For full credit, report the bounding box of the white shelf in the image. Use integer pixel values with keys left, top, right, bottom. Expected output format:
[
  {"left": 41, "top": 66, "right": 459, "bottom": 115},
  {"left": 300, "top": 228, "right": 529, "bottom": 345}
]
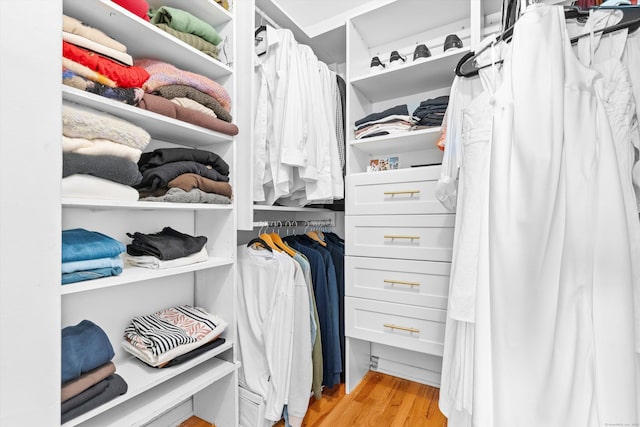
[
  {"left": 253, "top": 205, "right": 333, "bottom": 212},
  {"left": 61, "top": 257, "right": 234, "bottom": 295},
  {"left": 62, "top": 197, "right": 233, "bottom": 211},
  {"left": 63, "top": 346, "right": 236, "bottom": 427},
  {"left": 63, "top": 0, "right": 232, "bottom": 80},
  {"left": 350, "top": 127, "right": 443, "bottom": 156},
  {"left": 350, "top": 1, "right": 471, "bottom": 49},
  {"left": 348, "top": 166, "right": 443, "bottom": 182},
  {"left": 350, "top": 48, "right": 469, "bottom": 102},
  {"left": 63, "top": 86, "right": 233, "bottom": 146}
]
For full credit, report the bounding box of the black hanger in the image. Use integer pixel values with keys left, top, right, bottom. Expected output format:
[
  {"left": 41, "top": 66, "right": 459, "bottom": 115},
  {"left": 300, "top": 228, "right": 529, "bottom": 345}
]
[
  {"left": 254, "top": 25, "right": 267, "bottom": 38},
  {"left": 255, "top": 25, "right": 268, "bottom": 56},
  {"left": 247, "top": 237, "right": 272, "bottom": 252},
  {"left": 569, "top": 5, "right": 640, "bottom": 43},
  {"left": 455, "top": 5, "right": 640, "bottom": 78}
]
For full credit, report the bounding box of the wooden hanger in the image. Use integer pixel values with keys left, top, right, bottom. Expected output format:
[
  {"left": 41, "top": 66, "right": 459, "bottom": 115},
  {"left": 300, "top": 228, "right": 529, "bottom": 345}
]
[
  {"left": 269, "top": 232, "right": 297, "bottom": 257},
  {"left": 259, "top": 233, "right": 281, "bottom": 252},
  {"left": 455, "top": 5, "right": 640, "bottom": 77},
  {"left": 306, "top": 230, "right": 327, "bottom": 247}
]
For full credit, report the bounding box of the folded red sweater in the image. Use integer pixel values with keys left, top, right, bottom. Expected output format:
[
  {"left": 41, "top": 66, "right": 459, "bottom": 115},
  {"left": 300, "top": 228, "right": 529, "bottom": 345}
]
[
  {"left": 111, "top": 0, "right": 150, "bottom": 21},
  {"left": 63, "top": 41, "right": 149, "bottom": 88}
]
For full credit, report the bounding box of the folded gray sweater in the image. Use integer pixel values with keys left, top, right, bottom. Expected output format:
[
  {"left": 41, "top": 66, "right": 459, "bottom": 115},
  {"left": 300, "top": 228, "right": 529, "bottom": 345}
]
[{"left": 63, "top": 152, "right": 142, "bottom": 186}]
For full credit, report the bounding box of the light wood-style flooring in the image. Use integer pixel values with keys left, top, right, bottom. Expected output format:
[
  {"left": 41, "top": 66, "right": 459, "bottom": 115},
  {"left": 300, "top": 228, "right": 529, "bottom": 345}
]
[{"left": 179, "top": 371, "right": 447, "bottom": 427}]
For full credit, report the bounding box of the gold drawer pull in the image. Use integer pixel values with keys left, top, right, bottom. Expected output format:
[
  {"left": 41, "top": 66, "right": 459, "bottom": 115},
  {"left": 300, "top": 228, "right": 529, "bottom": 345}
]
[
  {"left": 384, "top": 279, "right": 420, "bottom": 287},
  {"left": 384, "top": 190, "right": 420, "bottom": 196},
  {"left": 384, "top": 323, "right": 420, "bottom": 334},
  {"left": 384, "top": 235, "right": 420, "bottom": 240}
]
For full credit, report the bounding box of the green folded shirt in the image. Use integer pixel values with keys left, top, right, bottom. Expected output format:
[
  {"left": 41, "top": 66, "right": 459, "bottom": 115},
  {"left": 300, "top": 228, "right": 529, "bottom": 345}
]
[{"left": 150, "top": 6, "right": 223, "bottom": 45}]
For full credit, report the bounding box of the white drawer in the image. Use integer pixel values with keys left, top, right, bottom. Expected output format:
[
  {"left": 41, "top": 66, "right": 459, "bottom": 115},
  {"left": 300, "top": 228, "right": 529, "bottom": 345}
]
[
  {"left": 345, "top": 214, "right": 455, "bottom": 262},
  {"left": 345, "top": 256, "right": 450, "bottom": 309},
  {"left": 345, "top": 297, "right": 446, "bottom": 356},
  {"left": 346, "top": 166, "right": 452, "bottom": 215}
]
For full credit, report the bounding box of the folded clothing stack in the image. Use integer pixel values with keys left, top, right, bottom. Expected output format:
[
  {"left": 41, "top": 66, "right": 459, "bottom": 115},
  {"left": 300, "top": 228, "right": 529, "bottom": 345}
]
[
  {"left": 61, "top": 320, "right": 128, "bottom": 423},
  {"left": 135, "top": 59, "right": 239, "bottom": 135},
  {"left": 150, "top": 6, "right": 223, "bottom": 60},
  {"left": 62, "top": 15, "right": 149, "bottom": 93},
  {"left": 62, "top": 103, "right": 152, "bottom": 201},
  {"left": 136, "top": 147, "right": 233, "bottom": 204},
  {"left": 125, "top": 226, "right": 208, "bottom": 269},
  {"left": 354, "top": 104, "right": 416, "bottom": 139},
  {"left": 62, "top": 229, "right": 126, "bottom": 285},
  {"left": 122, "top": 305, "right": 227, "bottom": 367},
  {"left": 412, "top": 95, "right": 449, "bottom": 127}
]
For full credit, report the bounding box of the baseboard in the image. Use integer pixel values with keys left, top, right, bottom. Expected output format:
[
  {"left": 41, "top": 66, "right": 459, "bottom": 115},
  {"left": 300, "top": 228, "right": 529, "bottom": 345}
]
[
  {"left": 145, "top": 398, "right": 193, "bottom": 427},
  {"left": 371, "top": 342, "right": 443, "bottom": 388}
]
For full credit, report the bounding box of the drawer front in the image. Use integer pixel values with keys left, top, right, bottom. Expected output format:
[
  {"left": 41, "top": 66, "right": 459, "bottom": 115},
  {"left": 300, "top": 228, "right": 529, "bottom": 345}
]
[
  {"left": 345, "top": 214, "right": 455, "bottom": 262},
  {"left": 346, "top": 166, "right": 452, "bottom": 215},
  {"left": 345, "top": 256, "right": 450, "bottom": 309},
  {"left": 345, "top": 297, "right": 446, "bottom": 356}
]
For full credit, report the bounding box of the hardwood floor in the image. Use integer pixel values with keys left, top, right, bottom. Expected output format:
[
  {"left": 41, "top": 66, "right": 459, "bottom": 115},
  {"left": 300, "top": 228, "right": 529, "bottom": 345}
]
[{"left": 180, "top": 371, "right": 447, "bottom": 427}]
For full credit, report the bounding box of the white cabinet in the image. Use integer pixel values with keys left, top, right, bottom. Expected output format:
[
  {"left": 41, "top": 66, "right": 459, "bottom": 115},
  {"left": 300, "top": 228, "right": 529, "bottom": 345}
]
[
  {"left": 344, "top": 0, "right": 501, "bottom": 393},
  {"left": 60, "top": 1, "right": 239, "bottom": 425}
]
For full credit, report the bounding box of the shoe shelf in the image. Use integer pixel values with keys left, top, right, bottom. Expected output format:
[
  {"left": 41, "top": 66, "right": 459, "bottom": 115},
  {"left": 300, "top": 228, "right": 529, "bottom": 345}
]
[
  {"left": 63, "top": 0, "right": 232, "bottom": 81},
  {"left": 350, "top": 47, "right": 470, "bottom": 102}
]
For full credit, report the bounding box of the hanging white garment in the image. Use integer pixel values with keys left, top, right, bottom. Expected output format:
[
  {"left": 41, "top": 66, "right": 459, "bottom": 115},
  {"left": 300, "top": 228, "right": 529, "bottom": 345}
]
[
  {"left": 439, "top": 41, "right": 505, "bottom": 427},
  {"left": 487, "top": 4, "right": 638, "bottom": 426},
  {"left": 236, "top": 245, "right": 312, "bottom": 424},
  {"left": 282, "top": 255, "right": 313, "bottom": 427},
  {"left": 575, "top": 11, "right": 640, "bottom": 358},
  {"left": 253, "top": 27, "right": 306, "bottom": 205},
  {"left": 575, "top": 9, "right": 640, "bottom": 422},
  {"left": 253, "top": 29, "right": 343, "bottom": 207}
]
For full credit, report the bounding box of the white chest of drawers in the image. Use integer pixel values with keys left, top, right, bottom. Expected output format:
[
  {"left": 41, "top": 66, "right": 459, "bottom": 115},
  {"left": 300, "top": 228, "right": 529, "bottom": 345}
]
[{"left": 344, "top": 166, "right": 455, "bottom": 391}]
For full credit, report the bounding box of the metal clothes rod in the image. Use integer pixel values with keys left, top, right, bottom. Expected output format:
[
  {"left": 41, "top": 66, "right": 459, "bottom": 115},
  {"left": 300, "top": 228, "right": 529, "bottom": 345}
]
[
  {"left": 252, "top": 219, "right": 335, "bottom": 228},
  {"left": 255, "top": 6, "right": 281, "bottom": 29}
]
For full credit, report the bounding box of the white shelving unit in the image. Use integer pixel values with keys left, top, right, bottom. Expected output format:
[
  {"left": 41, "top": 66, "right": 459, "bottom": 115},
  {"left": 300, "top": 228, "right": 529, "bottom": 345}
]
[
  {"left": 344, "top": 0, "right": 501, "bottom": 394},
  {"left": 60, "top": 0, "right": 239, "bottom": 425}
]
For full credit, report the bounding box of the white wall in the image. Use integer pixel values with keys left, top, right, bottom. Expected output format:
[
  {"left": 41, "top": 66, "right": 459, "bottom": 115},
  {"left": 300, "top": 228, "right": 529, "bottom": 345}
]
[{"left": 0, "top": 1, "right": 62, "bottom": 425}]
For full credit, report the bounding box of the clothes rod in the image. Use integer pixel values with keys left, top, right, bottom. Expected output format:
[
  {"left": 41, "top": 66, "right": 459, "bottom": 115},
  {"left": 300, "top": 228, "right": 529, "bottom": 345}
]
[
  {"left": 255, "top": 6, "right": 281, "bottom": 29},
  {"left": 253, "top": 219, "right": 335, "bottom": 228}
]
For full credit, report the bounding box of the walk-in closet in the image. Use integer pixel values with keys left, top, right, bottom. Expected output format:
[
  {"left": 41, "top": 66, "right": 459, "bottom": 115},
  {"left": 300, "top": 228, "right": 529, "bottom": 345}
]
[{"left": 1, "top": 0, "right": 639, "bottom": 426}]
